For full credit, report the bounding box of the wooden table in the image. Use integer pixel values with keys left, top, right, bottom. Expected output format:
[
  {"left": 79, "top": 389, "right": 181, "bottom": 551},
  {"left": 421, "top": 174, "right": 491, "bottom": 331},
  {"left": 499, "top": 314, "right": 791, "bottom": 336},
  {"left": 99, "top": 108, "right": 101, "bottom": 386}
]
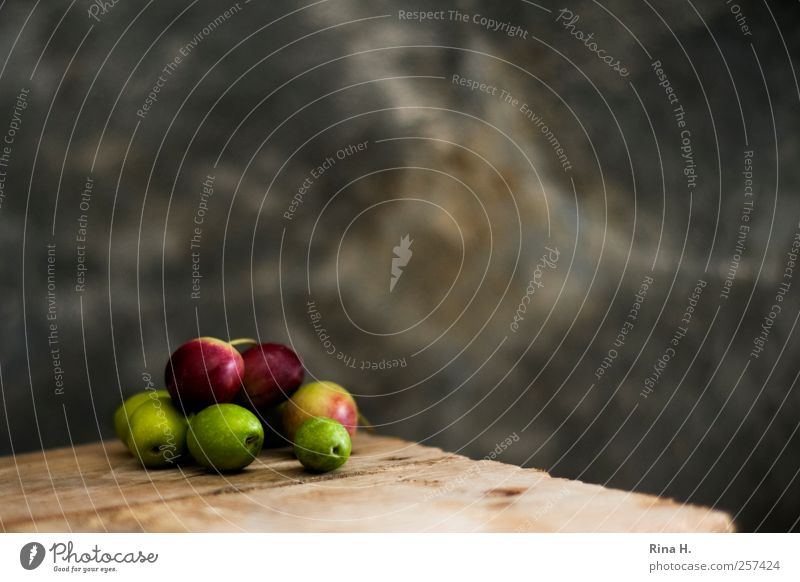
[{"left": 0, "top": 433, "right": 734, "bottom": 532}]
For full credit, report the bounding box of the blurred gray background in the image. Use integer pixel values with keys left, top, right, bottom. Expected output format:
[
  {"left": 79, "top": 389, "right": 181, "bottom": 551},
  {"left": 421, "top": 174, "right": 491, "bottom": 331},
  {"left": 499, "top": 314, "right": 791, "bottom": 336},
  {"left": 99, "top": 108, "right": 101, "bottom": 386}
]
[{"left": 0, "top": 0, "right": 798, "bottom": 531}]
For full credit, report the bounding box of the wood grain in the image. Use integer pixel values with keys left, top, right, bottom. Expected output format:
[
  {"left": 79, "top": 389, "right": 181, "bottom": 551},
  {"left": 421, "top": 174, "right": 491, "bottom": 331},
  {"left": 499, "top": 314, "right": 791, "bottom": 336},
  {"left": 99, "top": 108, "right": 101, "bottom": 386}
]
[{"left": 0, "top": 434, "right": 734, "bottom": 532}]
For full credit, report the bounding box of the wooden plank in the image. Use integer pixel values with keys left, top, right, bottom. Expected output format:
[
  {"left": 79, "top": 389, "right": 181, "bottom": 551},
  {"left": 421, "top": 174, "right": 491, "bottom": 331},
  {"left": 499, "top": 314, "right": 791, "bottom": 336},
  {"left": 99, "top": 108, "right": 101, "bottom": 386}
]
[{"left": 0, "top": 434, "right": 734, "bottom": 532}]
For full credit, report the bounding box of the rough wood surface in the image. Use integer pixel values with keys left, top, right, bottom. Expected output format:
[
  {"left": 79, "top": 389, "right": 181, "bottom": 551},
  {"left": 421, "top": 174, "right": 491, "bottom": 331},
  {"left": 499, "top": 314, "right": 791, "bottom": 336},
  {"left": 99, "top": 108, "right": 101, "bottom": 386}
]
[{"left": 0, "top": 434, "right": 734, "bottom": 532}]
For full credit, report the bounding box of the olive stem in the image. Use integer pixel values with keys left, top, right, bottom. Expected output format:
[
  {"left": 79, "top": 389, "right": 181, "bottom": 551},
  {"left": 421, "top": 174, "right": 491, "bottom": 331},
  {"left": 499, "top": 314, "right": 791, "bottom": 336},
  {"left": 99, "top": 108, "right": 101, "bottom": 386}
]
[{"left": 229, "top": 338, "right": 258, "bottom": 347}]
